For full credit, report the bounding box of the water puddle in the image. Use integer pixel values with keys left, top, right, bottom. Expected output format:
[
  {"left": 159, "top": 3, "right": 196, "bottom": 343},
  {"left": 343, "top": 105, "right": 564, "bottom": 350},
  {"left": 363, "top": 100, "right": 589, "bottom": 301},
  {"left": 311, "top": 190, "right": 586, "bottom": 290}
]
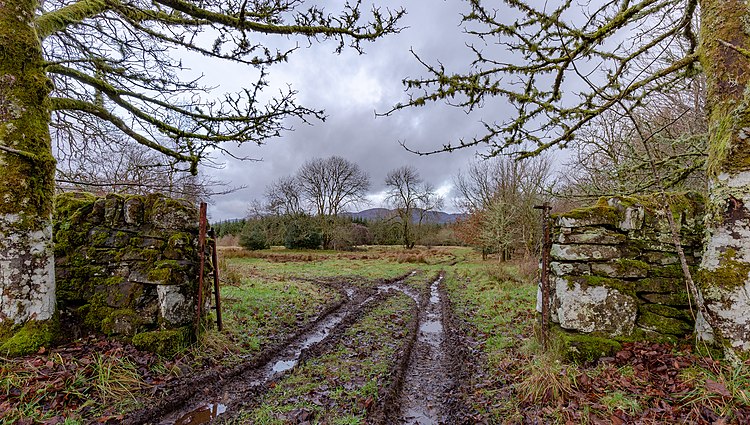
[
  {"left": 377, "top": 283, "right": 420, "bottom": 303},
  {"left": 173, "top": 403, "right": 226, "bottom": 425},
  {"left": 165, "top": 307, "right": 348, "bottom": 424},
  {"left": 420, "top": 320, "right": 442, "bottom": 334},
  {"left": 265, "top": 312, "right": 344, "bottom": 378}
]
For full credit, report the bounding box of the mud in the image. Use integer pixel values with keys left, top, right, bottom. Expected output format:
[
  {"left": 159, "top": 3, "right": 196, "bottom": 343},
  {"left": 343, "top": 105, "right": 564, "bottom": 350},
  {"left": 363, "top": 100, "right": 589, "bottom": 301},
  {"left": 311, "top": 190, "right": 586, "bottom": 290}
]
[
  {"left": 395, "top": 275, "right": 452, "bottom": 425},
  {"left": 126, "top": 274, "right": 421, "bottom": 425}
]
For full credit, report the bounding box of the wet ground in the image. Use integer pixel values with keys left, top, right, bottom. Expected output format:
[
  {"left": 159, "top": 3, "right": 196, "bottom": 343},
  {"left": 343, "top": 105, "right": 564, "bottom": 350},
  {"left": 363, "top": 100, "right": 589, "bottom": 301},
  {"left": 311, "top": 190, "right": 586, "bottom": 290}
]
[
  {"left": 396, "top": 276, "right": 449, "bottom": 425},
  {"left": 125, "top": 273, "right": 455, "bottom": 425}
]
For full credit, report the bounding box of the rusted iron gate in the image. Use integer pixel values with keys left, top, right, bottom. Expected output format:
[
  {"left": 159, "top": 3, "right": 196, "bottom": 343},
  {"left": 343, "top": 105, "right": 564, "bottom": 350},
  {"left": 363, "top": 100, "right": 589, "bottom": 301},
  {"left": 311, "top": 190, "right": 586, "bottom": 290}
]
[
  {"left": 196, "top": 202, "right": 223, "bottom": 333},
  {"left": 534, "top": 203, "right": 552, "bottom": 350}
]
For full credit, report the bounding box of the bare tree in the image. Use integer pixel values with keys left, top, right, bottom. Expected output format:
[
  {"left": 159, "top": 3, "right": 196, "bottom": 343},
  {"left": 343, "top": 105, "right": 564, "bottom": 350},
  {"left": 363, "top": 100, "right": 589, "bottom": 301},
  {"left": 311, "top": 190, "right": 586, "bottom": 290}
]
[
  {"left": 297, "top": 156, "right": 371, "bottom": 217},
  {"left": 561, "top": 78, "right": 707, "bottom": 199},
  {"left": 454, "top": 155, "right": 553, "bottom": 259},
  {"left": 0, "top": 0, "right": 402, "bottom": 351},
  {"left": 264, "top": 176, "right": 303, "bottom": 216},
  {"left": 385, "top": 166, "right": 443, "bottom": 248}
]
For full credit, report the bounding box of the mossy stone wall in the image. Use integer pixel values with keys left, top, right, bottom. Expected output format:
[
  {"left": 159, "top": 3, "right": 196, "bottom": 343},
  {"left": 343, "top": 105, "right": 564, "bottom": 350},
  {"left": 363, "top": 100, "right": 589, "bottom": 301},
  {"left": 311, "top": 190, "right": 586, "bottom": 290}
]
[
  {"left": 54, "top": 192, "right": 208, "bottom": 349},
  {"left": 545, "top": 193, "right": 704, "bottom": 360}
]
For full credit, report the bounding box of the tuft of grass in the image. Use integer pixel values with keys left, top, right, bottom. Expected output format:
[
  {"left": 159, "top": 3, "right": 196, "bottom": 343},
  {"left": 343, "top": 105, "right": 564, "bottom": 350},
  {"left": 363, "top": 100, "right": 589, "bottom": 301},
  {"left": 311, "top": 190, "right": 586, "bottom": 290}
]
[
  {"left": 599, "top": 391, "right": 642, "bottom": 415},
  {"left": 679, "top": 362, "right": 750, "bottom": 416},
  {"left": 517, "top": 350, "right": 575, "bottom": 404}
]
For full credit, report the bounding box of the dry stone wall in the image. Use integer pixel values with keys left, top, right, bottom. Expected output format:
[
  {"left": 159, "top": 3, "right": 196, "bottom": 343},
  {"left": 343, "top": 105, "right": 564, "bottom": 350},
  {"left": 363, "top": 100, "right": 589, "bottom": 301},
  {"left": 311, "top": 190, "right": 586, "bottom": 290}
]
[
  {"left": 53, "top": 192, "right": 209, "bottom": 354},
  {"left": 544, "top": 193, "right": 704, "bottom": 360}
]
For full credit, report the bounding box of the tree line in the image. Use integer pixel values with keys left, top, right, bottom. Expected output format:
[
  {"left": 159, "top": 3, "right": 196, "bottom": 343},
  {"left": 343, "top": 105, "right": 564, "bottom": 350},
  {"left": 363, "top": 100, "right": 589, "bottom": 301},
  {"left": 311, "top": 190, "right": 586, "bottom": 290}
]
[{"left": 214, "top": 157, "right": 455, "bottom": 250}]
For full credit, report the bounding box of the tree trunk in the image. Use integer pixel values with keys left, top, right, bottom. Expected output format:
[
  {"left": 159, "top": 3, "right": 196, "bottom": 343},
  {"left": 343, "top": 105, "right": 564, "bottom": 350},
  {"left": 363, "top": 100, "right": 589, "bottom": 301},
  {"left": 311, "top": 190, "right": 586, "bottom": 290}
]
[
  {"left": 0, "top": 0, "right": 57, "bottom": 354},
  {"left": 697, "top": 0, "right": 750, "bottom": 354}
]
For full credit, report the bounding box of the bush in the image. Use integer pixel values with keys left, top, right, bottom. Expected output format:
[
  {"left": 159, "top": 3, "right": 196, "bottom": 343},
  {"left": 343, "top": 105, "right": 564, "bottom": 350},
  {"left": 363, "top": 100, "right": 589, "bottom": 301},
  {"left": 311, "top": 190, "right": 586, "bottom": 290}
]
[
  {"left": 239, "top": 222, "right": 269, "bottom": 250},
  {"left": 284, "top": 216, "right": 323, "bottom": 249}
]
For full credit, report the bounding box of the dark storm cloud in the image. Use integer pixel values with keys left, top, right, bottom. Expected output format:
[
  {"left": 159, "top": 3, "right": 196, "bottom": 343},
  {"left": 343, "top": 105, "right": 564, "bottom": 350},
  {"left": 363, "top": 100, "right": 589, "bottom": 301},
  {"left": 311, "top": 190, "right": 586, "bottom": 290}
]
[{"left": 203, "top": 0, "right": 499, "bottom": 221}]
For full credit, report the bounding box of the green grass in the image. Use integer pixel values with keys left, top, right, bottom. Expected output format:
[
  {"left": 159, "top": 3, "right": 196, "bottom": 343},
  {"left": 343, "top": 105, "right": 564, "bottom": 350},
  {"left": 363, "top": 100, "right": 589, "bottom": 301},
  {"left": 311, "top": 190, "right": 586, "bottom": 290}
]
[
  {"left": 232, "top": 292, "right": 416, "bottom": 424},
  {"left": 219, "top": 273, "right": 340, "bottom": 356}
]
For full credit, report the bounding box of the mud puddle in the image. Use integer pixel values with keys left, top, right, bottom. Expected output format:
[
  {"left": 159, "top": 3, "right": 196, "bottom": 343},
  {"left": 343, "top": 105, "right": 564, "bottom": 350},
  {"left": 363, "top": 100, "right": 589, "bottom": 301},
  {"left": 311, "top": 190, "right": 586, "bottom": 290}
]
[{"left": 397, "top": 275, "right": 449, "bottom": 424}]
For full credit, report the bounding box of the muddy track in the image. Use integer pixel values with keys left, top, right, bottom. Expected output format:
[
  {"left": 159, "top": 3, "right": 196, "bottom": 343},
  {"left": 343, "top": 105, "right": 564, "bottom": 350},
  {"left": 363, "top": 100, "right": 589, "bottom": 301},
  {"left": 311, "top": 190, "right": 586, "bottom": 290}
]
[
  {"left": 122, "top": 282, "right": 362, "bottom": 425},
  {"left": 218, "top": 289, "right": 413, "bottom": 424},
  {"left": 125, "top": 274, "right": 421, "bottom": 425},
  {"left": 438, "top": 278, "right": 480, "bottom": 425}
]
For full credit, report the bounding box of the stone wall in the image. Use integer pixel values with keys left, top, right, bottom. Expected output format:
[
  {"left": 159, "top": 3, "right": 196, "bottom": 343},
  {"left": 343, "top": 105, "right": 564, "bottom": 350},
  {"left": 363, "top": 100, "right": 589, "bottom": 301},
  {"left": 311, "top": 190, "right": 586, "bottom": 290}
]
[
  {"left": 54, "top": 192, "right": 210, "bottom": 354},
  {"left": 544, "top": 193, "right": 705, "bottom": 360}
]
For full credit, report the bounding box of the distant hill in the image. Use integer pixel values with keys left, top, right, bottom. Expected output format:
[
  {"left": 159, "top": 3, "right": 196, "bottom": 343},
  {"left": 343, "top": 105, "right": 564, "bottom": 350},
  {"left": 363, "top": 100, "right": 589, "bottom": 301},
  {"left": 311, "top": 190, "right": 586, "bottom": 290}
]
[{"left": 343, "top": 208, "right": 465, "bottom": 224}]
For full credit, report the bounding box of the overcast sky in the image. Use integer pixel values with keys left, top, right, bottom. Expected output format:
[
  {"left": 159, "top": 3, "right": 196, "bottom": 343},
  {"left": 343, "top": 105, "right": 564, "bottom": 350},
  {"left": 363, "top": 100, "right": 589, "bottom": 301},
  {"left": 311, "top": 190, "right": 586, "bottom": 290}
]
[{"left": 190, "top": 1, "right": 520, "bottom": 221}]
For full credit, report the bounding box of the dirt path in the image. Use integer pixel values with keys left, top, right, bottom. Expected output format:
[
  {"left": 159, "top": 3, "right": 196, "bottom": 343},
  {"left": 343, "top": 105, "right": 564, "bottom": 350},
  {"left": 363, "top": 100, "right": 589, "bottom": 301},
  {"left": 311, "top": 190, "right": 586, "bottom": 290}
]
[
  {"left": 122, "top": 272, "right": 459, "bottom": 425},
  {"left": 395, "top": 275, "right": 451, "bottom": 425}
]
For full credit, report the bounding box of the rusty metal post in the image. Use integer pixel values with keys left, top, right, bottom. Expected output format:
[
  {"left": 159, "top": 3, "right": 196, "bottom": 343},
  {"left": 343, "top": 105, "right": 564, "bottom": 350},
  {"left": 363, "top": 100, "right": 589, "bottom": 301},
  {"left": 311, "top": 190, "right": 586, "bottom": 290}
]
[
  {"left": 209, "top": 228, "right": 223, "bottom": 331},
  {"left": 196, "top": 202, "right": 208, "bottom": 334},
  {"left": 534, "top": 203, "right": 552, "bottom": 350}
]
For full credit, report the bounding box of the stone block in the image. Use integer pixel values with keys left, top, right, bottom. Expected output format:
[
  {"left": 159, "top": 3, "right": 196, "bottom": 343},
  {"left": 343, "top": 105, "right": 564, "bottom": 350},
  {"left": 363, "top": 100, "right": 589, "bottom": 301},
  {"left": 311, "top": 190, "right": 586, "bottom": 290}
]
[
  {"left": 636, "top": 311, "right": 693, "bottom": 336},
  {"left": 640, "top": 304, "right": 694, "bottom": 322},
  {"left": 104, "top": 194, "right": 125, "bottom": 226},
  {"left": 157, "top": 285, "right": 194, "bottom": 327},
  {"left": 640, "top": 292, "right": 691, "bottom": 306},
  {"left": 591, "top": 259, "right": 650, "bottom": 279},
  {"left": 550, "top": 261, "right": 590, "bottom": 276},
  {"left": 556, "top": 205, "right": 620, "bottom": 228},
  {"left": 551, "top": 244, "right": 622, "bottom": 261},
  {"left": 635, "top": 277, "right": 685, "bottom": 293},
  {"left": 557, "top": 227, "right": 627, "bottom": 245},
  {"left": 124, "top": 197, "right": 144, "bottom": 225},
  {"left": 554, "top": 277, "right": 638, "bottom": 336}
]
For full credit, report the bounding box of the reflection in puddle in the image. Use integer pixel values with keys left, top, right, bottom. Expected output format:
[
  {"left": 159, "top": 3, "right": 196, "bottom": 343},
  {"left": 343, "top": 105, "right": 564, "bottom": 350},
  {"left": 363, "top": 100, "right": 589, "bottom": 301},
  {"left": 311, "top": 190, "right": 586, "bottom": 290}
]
[
  {"left": 271, "top": 359, "right": 297, "bottom": 373},
  {"left": 264, "top": 312, "right": 344, "bottom": 379},
  {"left": 174, "top": 403, "right": 226, "bottom": 425},
  {"left": 420, "top": 320, "right": 442, "bottom": 333}
]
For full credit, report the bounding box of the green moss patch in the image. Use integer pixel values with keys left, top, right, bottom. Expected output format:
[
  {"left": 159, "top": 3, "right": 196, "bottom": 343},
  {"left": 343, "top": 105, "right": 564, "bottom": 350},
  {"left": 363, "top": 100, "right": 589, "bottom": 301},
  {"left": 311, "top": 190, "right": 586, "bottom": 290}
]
[
  {"left": 131, "top": 326, "right": 193, "bottom": 356},
  {"left": 0, "top": 318, "right": 58, "bottom": 357},
  {"left": 552, "top": 326, "right": 622, "bottom": 363}
]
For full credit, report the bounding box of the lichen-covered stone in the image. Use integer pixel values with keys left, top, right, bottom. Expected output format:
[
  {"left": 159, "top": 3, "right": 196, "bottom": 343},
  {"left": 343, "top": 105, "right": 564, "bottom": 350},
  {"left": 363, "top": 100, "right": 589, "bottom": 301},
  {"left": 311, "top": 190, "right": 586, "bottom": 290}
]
[
  {"left": 556, "top": 204, "right": 621, "bottom": 228},
  {"left": 550, "top": 261, "right": 590, "bottom": 276},
  {"left": 557, "top": 227, "right": 627, "bottom": 245},
  {"left": 551, "top": 244, "right": 622, "bottom": 261},
  {"left": 554, "top": 277, "right": 637, "bottom": 336}
]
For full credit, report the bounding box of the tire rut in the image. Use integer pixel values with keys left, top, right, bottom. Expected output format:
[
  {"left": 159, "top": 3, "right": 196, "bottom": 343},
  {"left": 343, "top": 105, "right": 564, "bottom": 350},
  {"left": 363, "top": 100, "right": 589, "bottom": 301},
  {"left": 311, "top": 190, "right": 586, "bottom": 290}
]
[
  {"left": 389, "top": 273, "right": 453, "bottom": 425},
  {"left": 123, "top": 283, "right": 366, "bottom": 425}
]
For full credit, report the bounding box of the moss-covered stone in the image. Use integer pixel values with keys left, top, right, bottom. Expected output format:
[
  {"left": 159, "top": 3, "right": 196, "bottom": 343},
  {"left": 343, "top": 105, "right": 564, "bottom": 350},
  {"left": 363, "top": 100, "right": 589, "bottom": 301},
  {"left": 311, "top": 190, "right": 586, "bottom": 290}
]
[
  {"left": 696, "top": 248, "right": 750, "bottom": 290},
  {"left": 639, "top": 292, "right": 692, "bottom": 306},
  {"left": 0, "top": 318, "right": 58, "bottom": 357},
  {"left": 591, "top": 259, "right": 650, "bottom": 279},
  {"left": 131, "top": 326, "right": 193, "bottom": 356},
  {"left": 565, "top": 275, "right": 636, "bottom": 297},
  {"left": 552, "top": 326, "right": 622, "bottom": 363},
  {"left": 635, "top": 277, "right": 685, "bottom": 293},
  {"left": 637, "top": 311, "right": 693, "bottom": 336},
  {"left": 640, "top": 304, "right": 695, "bottom": 323},
  {"left": 556, "top": 205, "right": 621, "bottom": 228}
]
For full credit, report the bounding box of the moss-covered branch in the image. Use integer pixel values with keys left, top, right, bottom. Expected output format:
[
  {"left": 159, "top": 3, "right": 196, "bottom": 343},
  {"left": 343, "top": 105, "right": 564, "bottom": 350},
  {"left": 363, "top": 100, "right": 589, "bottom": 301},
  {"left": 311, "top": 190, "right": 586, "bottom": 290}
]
[{"left": 36, "top": 0, "right": 112, "bottom": 39}]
